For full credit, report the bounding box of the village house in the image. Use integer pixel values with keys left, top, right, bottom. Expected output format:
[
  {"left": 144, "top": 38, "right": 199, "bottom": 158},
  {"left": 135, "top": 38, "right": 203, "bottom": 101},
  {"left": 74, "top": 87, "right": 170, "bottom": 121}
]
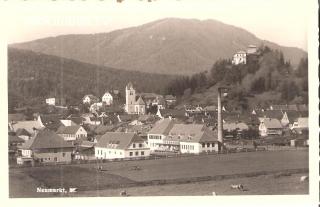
[
  {"left": 259, "top": 118, "right": 283, "bottom": 137},
  {"left": 83, "top": 94, "right": 99, "bottom": 105},
  {"left": 168, "top": 124, "right": 220, "bottom": 154},
  {"left": 17, "top": 130, "right": 74, "bottom": 165},
  {"left": 10, "top": 120, "right": 43, "bottom": 135},
  {"left": 291, "top": 117, "right": 308, "bottom": 134},
  {"left": 95, "top": 132, "right": 150, "bottom": 160},
  {"left": 56, "top": 125, "right": 87, "bottom": 142},
  {"left": 74, "top": 141, "right": 96, "bottom": 160},
  {"left": 164, "top": 95, "right": 177, "bottom": 108},
  {"left": 147, "top": 118, "right": 175, "bottom": 151},
  {"left": 101, "top": 92, "right": 113, "bottom": 105},
  {"left": 232, "top": 50, "right": 247, "bottom": 65},
  {"left": 45, "top": 97, "right": 66, "bottom": 106}
]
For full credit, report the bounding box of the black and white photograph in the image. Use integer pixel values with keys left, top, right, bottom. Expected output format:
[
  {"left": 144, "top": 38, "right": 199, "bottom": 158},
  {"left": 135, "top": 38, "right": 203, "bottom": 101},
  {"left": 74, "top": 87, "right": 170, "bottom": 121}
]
[{"left": 0, "top": 0, "right": 318, "bottom": 206}]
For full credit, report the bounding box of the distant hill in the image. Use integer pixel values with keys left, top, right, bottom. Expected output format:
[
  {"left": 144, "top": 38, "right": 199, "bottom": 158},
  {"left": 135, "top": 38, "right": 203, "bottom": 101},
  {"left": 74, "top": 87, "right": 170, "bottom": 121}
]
[
  {"left": 8, "top": 48, "right": 177, "bottom": 108},
  {"left": 10, "top": 18, "right": 307, "bottom": 75}
]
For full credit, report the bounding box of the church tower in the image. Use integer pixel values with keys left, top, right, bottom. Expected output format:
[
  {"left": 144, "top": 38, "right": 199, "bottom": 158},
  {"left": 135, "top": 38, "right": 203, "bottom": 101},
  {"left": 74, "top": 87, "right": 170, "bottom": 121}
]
[{"left": 125, "top": 82, "right": 136, "bottom": 114}]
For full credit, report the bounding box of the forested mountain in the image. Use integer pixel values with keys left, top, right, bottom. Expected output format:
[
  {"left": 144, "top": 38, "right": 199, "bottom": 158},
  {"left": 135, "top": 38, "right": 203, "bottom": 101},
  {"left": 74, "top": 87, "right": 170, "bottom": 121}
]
[
  {"left": 165, "top": 46, "right": 308, "bottom": 111},
  {"left": 10, "top": 18, "right": 307, "bottom": 75},
  {"left": 8, "top": 48, "right": 177, "bottom": 110}
]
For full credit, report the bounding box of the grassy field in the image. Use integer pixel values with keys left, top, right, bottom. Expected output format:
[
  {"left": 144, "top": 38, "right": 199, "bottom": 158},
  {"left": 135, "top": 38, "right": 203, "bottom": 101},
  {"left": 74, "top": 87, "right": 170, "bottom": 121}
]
[{"left": 9, "top": 150, "right": 308, "bottom": 197}]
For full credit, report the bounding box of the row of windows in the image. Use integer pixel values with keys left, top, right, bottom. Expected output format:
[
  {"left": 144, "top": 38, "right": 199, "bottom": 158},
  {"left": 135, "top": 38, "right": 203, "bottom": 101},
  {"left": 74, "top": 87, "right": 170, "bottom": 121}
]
[
  {"left": 181, "top": 145, "right": 194, "bottom": 150},
  {"left": 149, "top": 135, "right": 162, "bottom": 140},
  {"left": 97, "top": 149, "right": 122, "bottom": 156},
  {"left": 129, "top": 151, "right": 145, "bottom": 156},
  {"left": 132, "top": 143, "right": 143, "bottom": 148},
  {"left": 39, "top": 153, "right": 66, "bottom": 162},
  {"left": 202, "top": 143, "right": 215, "bottom": 148}
]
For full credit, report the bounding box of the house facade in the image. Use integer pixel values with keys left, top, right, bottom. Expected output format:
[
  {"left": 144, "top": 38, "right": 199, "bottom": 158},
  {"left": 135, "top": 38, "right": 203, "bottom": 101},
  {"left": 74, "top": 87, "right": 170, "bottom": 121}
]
[
  {"left": 259, "top": 118, "right": 283, "bottom": 137},
  {"left": 17, "top": 130, "right": 74, "bottom": 165},
  {"left": 102, "top": 92, "right": 113, "bottom": 105},
  {"left": 95, "top": 132, "right": 150, "bottom": 159},
  {"left": 83, "top": 94, "right": 99, "bottom": 104},
  {"left": 56, "top": 125, "right": 87, "bottom": 141},
  {"left": 232, "top": 51, "right": 247, "bottom": 65}
]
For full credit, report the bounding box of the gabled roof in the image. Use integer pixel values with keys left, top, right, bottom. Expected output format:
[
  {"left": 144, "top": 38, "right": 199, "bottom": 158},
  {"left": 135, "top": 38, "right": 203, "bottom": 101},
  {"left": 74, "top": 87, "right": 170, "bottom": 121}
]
[
  {"left": 148, "top": 118, "right": 175, "bottom": 135},
  {"left": 259, "top": 110, "right": 284, "bottom": 120},
  {"left": 56, "top": 125, "right": 83, "bottom": 134},
  {"left": 165, "top": 95, "right": 176, "bottom": 100},
  {"left": 126, "top": 82, "right": 133, "bottom": 89},
  {"left": 8, "top": 113, "right": 26, "bottom": 122},
  {"left": 136, "top": 96, "right": 145, "bottom": 105},
  {"left": 11, "top": 121, "right": 43, "bottom": 134},
  {"left": 15, "top": 128, "right": 31, "bottom": 137},
  {"left": 261, "top": 118, "right": 283, "bottom": 129},
  {"left": 165, "top": 125, "right": 218, "bottom": 143},
  {"left": 96, "top": 132, "right": 144, "bottom": 149},
  {"left": 39, "top": 114, "right": 63, "bottom": 131},
  {"left": 21, "top": 130, "right": 73, "bottom": 150},
  {"left": 296, "top": 117, "right": 308, "bottom": 128},
  {"left": 224, "top": 122, "right": 249, "bottom": 131},
  {"left": 283, "top": 111, "right": 303, "bottom": 123}
]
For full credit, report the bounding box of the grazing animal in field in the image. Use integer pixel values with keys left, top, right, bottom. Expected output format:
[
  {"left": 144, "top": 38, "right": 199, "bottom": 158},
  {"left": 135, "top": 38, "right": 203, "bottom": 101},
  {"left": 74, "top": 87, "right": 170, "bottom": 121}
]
[
  {"left": 300, "top": 175, "right": 308, "bottom": 182},
  {"left": 120, "top": 190, "right": 127, "bottom": 196},
  {"left": 230, "top": 184, "right": 244, "bottom": 191}
]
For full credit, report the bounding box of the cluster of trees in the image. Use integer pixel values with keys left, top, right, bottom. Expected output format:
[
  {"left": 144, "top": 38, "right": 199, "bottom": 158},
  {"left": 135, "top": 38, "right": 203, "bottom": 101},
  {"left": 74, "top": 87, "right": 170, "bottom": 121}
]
[{"left": 164, "top": 46, "right": 308, "bottom": 111}]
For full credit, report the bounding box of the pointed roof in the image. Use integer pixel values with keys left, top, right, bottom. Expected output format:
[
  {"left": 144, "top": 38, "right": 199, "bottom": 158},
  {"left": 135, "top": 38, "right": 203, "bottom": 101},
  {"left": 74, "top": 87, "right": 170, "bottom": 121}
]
[
  {"left": 56, "top": 125, "right": 83, "bottom": 134},
  {"left": 261, "top": 118, "right": 283, "bottom": 129},
  {"left": 126, "top": 82, "right": 133, "bottom": 89},
  {"left": 20, "top": 130, "right": 73, "bottom": 150},
  {"left": 136, "top": 96, "right": 145, "bottom": 105},
  {"left": 15, "top": 128, "right": 31, "bottom": 137}
]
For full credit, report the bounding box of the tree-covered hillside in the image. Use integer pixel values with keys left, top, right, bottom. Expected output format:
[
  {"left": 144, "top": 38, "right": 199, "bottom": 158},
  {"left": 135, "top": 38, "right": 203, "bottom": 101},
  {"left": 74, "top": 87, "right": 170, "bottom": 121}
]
[
  {"left": 8, "top": 48, "right": 177, "bottom": 111},
  {"left": 165, "top": 46, "right": 308, "bottom": 111}
]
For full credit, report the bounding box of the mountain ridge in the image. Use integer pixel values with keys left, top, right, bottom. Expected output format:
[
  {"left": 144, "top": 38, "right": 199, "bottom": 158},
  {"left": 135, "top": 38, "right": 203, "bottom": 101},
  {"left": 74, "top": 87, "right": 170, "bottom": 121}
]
[{"left": 10, "top": 18, "right": 307, "bottom": 75}]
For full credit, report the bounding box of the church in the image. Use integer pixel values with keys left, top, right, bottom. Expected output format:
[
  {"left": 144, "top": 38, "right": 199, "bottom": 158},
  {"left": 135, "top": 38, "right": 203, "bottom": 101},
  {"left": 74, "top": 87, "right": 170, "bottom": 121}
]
[{"left": 125, "top": 82, "right": 146, "bottom": 115}]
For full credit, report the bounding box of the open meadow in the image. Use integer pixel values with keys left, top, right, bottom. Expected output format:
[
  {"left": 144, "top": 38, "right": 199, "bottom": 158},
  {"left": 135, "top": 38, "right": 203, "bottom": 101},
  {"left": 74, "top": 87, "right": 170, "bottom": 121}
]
[{"left": 9, "top": 150, "right": 308, "bottom": 197}]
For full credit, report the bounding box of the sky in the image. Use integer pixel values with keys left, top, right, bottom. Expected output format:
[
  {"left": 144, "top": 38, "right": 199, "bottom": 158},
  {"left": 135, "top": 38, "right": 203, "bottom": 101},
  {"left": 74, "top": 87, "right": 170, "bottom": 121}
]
[{"left": 1, "top": 0, "right": 310, "bottom": 50}]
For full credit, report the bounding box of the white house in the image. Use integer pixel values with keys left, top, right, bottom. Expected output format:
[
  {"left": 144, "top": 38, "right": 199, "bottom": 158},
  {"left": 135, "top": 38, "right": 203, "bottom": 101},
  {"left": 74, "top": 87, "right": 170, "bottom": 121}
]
[
  {"left": 102, "top": 92, "right": 113, "bottom": 105},
  {"left": 147, "top": 118, "right": 175, "bottom": 151},
  {"left": 56, "top": 125, "right": 87, "bottom": 141},
  {"left": 168, "top": 124, "right": 219, "bottom": 154},
  {"left": 291, "top": 117, "right": 308, "bottom": 133},
  {"left": 46, "top": 98, "right": 56, "bottom": 106},
  {"left": 83, "top": 94, "right": 99, "bottom": 104},
  {"left": 232, "top": 51, "right": 247, "bottom": 65},
  {"left": 259, "top": 118, "right": 283, "bottom": 137},
  {"left": 95, "top": 132, "right": 150, "bottom": 160}
]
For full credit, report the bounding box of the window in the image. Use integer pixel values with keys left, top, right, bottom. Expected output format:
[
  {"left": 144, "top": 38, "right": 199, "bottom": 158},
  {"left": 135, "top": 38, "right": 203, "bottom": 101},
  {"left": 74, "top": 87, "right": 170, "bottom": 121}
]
[
  {"left": 62, "top": 153, "right": 66, "bottom": 157},
  {"left": 207, "top": 143, "right": 210, "bottom": 148},
  {"left": 129, "top": 152, "right": 133, "bottom": 156},
  {"left": 133, "top": 144, "right": 136, "bottom": 148},
  {"left": 139, "top": 143, "right": 143, "bottom": 148},
  {"left": 202, "top": 143, "right": 205, "bottom": 148},
  {"left": 135, "top": 151, "right": 139, "bottom": 156},
  {"left": 141, "top": 151, "right": 144, "bottom": 156}
]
